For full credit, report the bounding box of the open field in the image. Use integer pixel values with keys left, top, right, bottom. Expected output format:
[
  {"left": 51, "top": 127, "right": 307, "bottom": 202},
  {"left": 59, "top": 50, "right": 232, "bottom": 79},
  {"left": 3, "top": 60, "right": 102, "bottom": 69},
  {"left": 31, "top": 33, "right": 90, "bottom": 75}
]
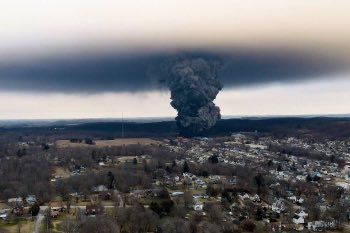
[
  {"left": 0, "top": 220, "right": 35, "bottom": 233},
  {"left": 56, "top": 138, "right": 162, "bottom": 148}
]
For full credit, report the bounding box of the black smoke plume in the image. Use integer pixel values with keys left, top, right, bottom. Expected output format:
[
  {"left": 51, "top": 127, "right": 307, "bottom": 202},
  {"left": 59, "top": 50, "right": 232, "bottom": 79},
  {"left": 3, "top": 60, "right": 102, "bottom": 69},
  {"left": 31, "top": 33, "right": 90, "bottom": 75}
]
[{"left": 159, "top": 56, "right": 223, "bottom": 137}]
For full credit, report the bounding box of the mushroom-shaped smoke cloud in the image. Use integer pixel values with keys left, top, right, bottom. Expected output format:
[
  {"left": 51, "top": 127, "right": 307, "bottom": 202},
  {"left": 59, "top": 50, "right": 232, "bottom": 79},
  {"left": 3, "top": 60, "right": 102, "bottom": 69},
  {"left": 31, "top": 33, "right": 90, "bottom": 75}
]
[{"left": 160, "top": 56, "right": 223, "bottom": 137}]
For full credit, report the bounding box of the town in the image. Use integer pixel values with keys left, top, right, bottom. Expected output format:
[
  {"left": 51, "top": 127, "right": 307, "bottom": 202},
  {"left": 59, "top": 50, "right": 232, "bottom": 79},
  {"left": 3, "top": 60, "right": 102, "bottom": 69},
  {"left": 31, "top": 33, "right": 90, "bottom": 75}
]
[{"left": 0, "top": 130, "right": 349, "bottom": 233}]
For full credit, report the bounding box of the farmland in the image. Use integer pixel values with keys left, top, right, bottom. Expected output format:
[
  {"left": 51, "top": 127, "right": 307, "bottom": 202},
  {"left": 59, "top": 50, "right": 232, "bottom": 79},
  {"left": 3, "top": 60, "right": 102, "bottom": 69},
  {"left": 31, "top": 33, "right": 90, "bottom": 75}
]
[{"left": 56, "top": 138, "right": 162, "bottom": 148}]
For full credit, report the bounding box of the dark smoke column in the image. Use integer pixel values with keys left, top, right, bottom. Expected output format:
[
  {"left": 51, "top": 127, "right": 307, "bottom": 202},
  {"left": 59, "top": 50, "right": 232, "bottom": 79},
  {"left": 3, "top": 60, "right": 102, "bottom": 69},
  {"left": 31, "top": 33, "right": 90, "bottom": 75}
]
[{"left": 162, "top": 57, "right": 223, "bottom": 137}]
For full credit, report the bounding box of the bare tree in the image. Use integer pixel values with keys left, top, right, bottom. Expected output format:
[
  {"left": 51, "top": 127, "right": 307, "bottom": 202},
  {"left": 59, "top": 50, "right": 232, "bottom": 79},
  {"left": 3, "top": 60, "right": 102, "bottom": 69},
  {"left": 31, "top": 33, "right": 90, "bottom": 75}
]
[
  {"left": 160, "top": 218, "right": 191, "bottom": 233},
  {"left": 197, "top": 221, "right": 221, "bottom": 233},
  {"left": 62, "top": 219, "right": 78, "bottom": 233},
  {"left": 183, "top": 191, "right": 193, "bottom": 209},
  {"left": 78, "top": 217, "right": 119, "bottom": 233}
]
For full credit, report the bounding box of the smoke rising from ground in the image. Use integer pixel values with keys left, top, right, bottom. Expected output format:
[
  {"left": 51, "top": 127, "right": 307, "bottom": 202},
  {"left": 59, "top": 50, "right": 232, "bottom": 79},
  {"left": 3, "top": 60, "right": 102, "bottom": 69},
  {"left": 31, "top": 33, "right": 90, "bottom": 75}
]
[{"left": 160, "top": 56, "right": 223, "bottom": 136}]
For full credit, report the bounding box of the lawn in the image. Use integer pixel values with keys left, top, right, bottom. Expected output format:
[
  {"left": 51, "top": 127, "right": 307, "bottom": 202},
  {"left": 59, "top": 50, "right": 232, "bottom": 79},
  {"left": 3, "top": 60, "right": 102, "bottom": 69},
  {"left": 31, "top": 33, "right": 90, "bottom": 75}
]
[
  {"left": 0, "top": 219, "right": 35, "bottom": 233},
  {"left": 0, "top": 202, "right": 9, "bottom": 209}
]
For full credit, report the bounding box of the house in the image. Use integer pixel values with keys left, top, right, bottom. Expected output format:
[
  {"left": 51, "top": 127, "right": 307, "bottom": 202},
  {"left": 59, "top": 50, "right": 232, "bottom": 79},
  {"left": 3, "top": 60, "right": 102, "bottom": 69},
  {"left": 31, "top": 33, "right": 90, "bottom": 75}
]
[
  {"left": 50, "top": 202, "right": 64, "bottom": 212},
  {"left": 8, "top": 197, "right": 23, "bottom": 206},
  {"left": 308, "top": 221, "right": 325, "bottom": 231},
  {"left": 26, "top": 195, "right": 37, "bottom": 205},
  {"left": 296, "top": 197, "right": 304, "bottom": 205},
  {"left": 130, "top": 189, "right": 162, "bottom": 198},
  {"left": 307, "top": 220, "right": 337, "bottom": 231},
  {"left": 92, "top": 185, "right": 108, "bottom": 192},
  {"left": 174, "top": 176, "right": 180, "bottom": 182},
  {"left": 292, "top": 216, "right": 305, "bottom": 224},
  {"left": 193, "top": 202, "right": 204, "bottom": 211},
  {"left": 195, "top": 179, "right": 206, "bottom": 186},
  {"left": 130, "top": 190, "right": 147, "bottom": 198},
  {"left": 50, "top": 210, "right": 60, "bottom": 218},
  {"left": 182, "top": 173, "right": 196, "bottom": 179},
  {"left": 288, "top": 195, "right": 305, "bottom": 205},
  {"left": 250, "top": 194, "right": 261, "bottom": 203},
  {"left": 295, "top": 209, "right": 308, "bottom": 218},
  {"left": 85, "top": 204, "right": 103, "bottom": 216},
  {"left": 288, "top": 196, "right": 296, "bottom": 202}
]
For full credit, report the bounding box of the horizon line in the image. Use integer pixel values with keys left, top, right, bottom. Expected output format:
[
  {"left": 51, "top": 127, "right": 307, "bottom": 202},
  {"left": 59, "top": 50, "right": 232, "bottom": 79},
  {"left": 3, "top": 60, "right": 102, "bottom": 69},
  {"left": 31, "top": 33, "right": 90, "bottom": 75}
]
[{"left": 1, "top": 113, "right": 350, "bottom": 122}]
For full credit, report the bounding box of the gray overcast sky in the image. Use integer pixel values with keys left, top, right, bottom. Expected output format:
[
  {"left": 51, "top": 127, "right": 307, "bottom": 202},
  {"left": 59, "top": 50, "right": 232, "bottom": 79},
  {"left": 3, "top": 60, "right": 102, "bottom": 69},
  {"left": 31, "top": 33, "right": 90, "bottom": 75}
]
[{"left": 0, "top": 0, "right": 350, "bottom": 119}]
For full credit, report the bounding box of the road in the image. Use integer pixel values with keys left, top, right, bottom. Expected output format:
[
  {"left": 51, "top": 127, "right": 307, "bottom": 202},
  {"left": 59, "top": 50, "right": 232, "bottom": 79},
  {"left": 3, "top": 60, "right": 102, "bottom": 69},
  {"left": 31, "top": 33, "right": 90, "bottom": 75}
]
[
  {"left": 33, "top": 206, "right": 48, "bottom": 233},
  {"left": 114, "top": 190, "right": 124, "bottom": 208}
]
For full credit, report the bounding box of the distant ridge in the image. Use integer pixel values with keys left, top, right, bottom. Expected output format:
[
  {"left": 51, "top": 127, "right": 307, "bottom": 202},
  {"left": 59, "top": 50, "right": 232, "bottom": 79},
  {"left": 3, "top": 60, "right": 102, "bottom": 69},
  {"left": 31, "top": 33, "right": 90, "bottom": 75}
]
[
  {"left": 1, "top": 114, "right": 350, "bottom": 128},
  {"left": 1, "top": 116, "right": 349, "bottom": 140}
]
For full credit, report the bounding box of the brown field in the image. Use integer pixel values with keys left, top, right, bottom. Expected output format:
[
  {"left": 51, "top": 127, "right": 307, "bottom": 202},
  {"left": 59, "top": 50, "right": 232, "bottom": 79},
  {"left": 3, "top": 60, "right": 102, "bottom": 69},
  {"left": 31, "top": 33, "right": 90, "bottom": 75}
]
[
  {"left": 56, "top": 138, "right": 162, "bottom": 148},
  {"left": 52, "top": 166, "right": 70, "bottom": 178}
]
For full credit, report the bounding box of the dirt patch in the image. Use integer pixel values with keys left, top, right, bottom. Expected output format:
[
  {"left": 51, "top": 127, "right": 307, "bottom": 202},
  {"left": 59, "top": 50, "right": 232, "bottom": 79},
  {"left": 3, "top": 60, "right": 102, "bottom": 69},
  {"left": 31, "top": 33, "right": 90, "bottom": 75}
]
[{"left": 56, "top": 138, "right": 162, "bottom": 148}]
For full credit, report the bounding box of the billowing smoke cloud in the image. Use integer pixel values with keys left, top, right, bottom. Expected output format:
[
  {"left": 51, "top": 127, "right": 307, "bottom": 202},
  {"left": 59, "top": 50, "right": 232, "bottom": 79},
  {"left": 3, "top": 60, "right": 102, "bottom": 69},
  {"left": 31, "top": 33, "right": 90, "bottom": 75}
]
[
  {"left": 0, "top": 49, "right": 347, "bottom": 93},
  {"left": 159, "top": 56, "right": 223, "bottom": 136}
]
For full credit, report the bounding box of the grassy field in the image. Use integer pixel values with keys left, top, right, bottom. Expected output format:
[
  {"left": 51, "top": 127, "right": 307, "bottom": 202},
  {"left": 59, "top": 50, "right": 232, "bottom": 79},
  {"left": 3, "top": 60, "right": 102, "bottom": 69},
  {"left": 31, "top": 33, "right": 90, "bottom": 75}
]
[
  {"left": 56, "top": 138, "right": 162, "bottom": 148},
  {"left": 0, "top": 219, "right": 35, "bottom": 233}
]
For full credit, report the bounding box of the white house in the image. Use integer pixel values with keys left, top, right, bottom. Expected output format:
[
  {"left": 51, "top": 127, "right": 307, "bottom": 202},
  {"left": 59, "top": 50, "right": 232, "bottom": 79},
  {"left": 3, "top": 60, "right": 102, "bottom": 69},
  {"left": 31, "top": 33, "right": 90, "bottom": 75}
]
[
  {"left": 293, "top": 216, "right": 305, "bottom": 224},
  {"left": 92, "top": 185, "right": 108, "bottom": 192},
  {"left": 295, "top": 209, "right": 308, "bottom": 218},
  {"left": 250, "top": 194, "right": 261, "bottom": 202},
  {"left": 174, "top": 176, "right": 180, "bottom": 182},
  {"left": 8, "top": 197, "right": 23, "bottom": 206},
  {"left": 26, "top": 195, "right": 37, "bottom": 205},
  {"left": 288, "top": 196, "right": 305, "bottom": 205},
  {"left": 193, "top": 202, "right": 204, "bottom": 211}
]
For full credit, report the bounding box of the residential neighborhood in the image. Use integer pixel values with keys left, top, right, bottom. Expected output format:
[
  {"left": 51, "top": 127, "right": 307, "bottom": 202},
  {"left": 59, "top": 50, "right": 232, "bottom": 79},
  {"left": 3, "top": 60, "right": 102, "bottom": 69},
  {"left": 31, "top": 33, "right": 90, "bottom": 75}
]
[{"left": 0, "top": 131, "right": 349, "bottom": 233}]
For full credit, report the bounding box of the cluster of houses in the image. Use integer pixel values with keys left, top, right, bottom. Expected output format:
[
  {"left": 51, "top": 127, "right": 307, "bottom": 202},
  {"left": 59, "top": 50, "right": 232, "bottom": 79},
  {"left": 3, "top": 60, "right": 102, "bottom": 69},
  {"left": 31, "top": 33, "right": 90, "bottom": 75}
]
[
  {"left": 161, "top": 134, "right": 350, "bottom": 231},
  {"left": 4, "top": 133, "right": 349, "bottom": 232},
  {"left": 0, "top": 195, "right": 38, "bottom": 220}
]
